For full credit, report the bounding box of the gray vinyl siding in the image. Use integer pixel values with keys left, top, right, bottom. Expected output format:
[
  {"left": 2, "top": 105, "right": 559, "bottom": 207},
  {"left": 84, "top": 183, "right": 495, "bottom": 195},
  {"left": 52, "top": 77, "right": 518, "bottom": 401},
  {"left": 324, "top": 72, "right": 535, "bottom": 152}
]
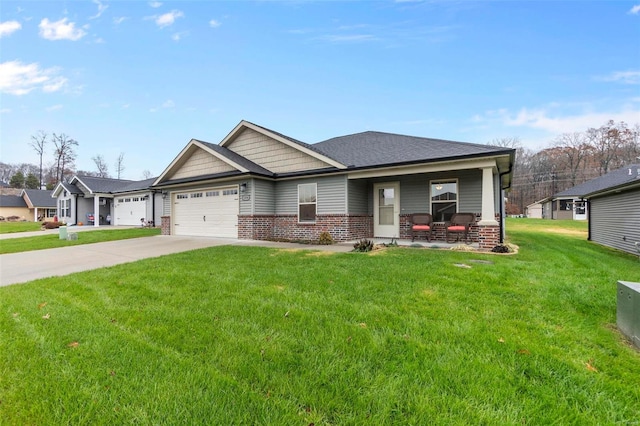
[
  {"left": 362, "top": 169, "right": 484, "bottom": 215},
  {"left": 252, "top": 179, "right": 275, "bottom": 215},
  {"left": 590, "top": 188, "right": 640, "bottom": 255},
  {"left": 275, "top": 175, "right": 347, "bottom": 215},
  {"left": 348, "top": 179, "right": 368, "bottom": 214},
  {"left": 458, "top": 171, "right": 483, "bottom": 213}
]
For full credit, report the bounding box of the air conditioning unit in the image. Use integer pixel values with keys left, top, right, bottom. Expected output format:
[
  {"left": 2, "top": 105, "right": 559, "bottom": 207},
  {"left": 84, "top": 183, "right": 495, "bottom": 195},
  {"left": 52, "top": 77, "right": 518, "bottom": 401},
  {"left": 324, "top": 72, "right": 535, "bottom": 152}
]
[{"left": 617, "top": 281, "right": 640, "bottom": 349}]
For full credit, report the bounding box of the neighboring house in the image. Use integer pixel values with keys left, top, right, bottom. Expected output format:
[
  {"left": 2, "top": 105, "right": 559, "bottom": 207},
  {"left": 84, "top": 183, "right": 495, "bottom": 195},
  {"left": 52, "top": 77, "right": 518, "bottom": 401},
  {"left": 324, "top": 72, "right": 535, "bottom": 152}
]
[
  {"left": 152, "top": 120, "right": 516, "bottom": 249},
  {"left": 541, "top": 188, "right": 589, "bottom": 220},
  {"left": 52, "top": 175, "right": 161, "bottom": 227},
  {"left": 525, "top": 200, "right": 544, "bottom": 219},
  {"left": 583, "top": 164, "right": 640, "bottom": 256},
  {"left": 0, "top": 194, "right": 29, "bottom": 220},
  {"left": 0, "top": 190, "right": 57, "bottom": 221},
  {"left": 21, "top": 189, "right": 57, "bottom": 222}
]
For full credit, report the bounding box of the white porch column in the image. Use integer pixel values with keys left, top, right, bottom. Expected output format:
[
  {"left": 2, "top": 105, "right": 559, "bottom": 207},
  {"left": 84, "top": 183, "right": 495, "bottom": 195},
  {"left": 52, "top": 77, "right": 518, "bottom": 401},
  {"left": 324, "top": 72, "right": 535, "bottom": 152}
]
[
  {"left": 34, "top": 207, "right": 39, "bottom": 222},
  {"left": 93, "top": 196, "right": 100, "bottom": 227},
  {"left": 479, "top": 167, "right": 498, "bottom": 225}
]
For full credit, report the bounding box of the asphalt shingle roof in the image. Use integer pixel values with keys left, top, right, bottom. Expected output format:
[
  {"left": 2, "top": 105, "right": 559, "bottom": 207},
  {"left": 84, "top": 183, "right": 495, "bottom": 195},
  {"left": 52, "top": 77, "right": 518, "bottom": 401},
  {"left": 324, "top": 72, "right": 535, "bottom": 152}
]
[
  {"left": 312, "top": 131, "right": 513, "bottom": 168},
  {"left": 197, "top": 141, "right": 274, "bottom": 176},
  {"left": 113, "top": 177, "right": 157, "bottom": 193},
  {"left": 23, "top": 189, "right": 57, "bottom": 207},
  {"left": 0, "top": 195, "right": 27, "bottom": 208},
  {"left": 554, "top": 164, "right": 640, "bottom": 198},
  {"left": 74, "top": 175, "right": 140, "bottom": 193}
]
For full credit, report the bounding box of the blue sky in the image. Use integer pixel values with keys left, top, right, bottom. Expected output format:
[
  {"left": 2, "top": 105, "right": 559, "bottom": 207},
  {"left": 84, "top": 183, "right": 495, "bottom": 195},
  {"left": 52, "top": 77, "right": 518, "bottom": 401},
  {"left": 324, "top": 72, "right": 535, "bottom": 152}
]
[{"left": 1, "top": 1, "right": 639, "bottom": 180}]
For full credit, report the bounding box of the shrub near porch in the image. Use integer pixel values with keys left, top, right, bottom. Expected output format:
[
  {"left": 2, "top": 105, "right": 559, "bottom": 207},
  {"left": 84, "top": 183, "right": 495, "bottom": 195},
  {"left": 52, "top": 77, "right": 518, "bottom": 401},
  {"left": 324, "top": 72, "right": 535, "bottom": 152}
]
[{"left": 0, "top": 219, "right": 638, "bottom": 424}]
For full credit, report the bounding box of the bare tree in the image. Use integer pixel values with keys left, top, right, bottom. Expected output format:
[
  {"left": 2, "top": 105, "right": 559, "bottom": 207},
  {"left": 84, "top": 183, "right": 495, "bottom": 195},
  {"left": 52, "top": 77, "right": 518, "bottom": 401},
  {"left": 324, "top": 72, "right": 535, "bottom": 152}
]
[
  {"left": 30, "top": 130, "right": 47, "bottom": 189},
  {"left": 52, "top": 133, "right": 79, "bottom": 183},
  {"left": 586, "top": 120, "right": 634, "bottom": 175},
  {"left": 92, "top": 155, "right": 110, "bottom": 178},
  {"left": 552, "top": 132, "right": 590, "bottom": 187},
  {"left": 115, "top": 152, "right": 125, "bottom": 179},
  {"left": 141, "top": 169, "right": 153, "bottom": 179}
]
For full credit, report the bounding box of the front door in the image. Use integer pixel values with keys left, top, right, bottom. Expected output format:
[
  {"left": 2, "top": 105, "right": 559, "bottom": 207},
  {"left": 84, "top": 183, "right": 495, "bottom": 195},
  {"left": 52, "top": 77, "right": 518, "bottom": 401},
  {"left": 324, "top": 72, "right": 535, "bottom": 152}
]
[
  {"left": 373, "top": 182, "right": 400, "bottom": 238},
  {"left": 574, "top": 200, "right": 587, "bottom": 220}
]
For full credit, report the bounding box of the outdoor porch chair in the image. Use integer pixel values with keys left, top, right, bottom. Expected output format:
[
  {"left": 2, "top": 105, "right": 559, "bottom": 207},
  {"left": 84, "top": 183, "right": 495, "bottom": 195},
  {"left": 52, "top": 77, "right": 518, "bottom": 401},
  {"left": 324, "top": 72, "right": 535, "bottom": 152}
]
[
  {"left": 410, "top": 213, "right": 433, "bottom": 242},
  {"left": 445, "top": 213, "right": 476, "bottom": 243}
]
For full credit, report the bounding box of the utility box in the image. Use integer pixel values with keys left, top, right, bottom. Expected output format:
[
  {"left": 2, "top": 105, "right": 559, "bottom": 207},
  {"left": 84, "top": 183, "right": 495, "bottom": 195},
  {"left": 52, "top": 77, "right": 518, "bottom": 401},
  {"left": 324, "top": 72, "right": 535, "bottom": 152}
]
[
  {"left": 617, "top": 281, "right": 640, "bottom": 349},
  {"left": 58, "top": 226, "right": 67, "bottom": 240}
]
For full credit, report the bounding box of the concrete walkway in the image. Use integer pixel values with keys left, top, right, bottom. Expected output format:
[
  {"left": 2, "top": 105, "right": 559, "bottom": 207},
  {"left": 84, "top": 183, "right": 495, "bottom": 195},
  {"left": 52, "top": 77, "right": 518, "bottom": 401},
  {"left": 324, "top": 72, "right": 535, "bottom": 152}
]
[
  {"left": 0, "top": 228, "right": 477, "bottom": 287},
  {"left": 0, "top": 235, "right": 354, "bottom": 287}
]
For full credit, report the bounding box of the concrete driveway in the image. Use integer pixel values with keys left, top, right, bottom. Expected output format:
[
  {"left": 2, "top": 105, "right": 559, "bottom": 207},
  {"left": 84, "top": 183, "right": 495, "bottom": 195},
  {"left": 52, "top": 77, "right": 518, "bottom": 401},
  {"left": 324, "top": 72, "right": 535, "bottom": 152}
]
[{"left": 0, "top": 235, "right": 353, "bottom": 287}]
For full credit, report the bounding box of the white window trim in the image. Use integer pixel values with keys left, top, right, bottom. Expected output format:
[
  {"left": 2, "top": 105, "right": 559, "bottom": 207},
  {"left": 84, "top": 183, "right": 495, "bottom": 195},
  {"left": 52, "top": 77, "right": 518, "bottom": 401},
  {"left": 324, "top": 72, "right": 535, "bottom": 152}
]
[
  {"left": 298, "top": 183, "right": 317, "bottom": 223},
  {"left": 429, "top": 178, "right": 458, "bottom": 222}
]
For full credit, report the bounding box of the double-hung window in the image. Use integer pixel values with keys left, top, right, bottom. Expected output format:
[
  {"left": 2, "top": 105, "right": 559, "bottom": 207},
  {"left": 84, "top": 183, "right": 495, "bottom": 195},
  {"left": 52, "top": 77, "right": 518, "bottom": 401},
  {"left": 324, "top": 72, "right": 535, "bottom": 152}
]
[
  {"left": 298, "top": 183, "right": 317, "bottom": 223},
  {"left": 430, "top": 180, "right": 457, "bottom": 222}
]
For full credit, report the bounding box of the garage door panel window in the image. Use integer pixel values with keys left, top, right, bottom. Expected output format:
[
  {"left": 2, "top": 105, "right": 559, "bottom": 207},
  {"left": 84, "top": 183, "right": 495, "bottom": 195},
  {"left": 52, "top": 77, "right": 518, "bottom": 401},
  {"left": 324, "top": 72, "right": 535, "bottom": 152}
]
[{"left": 298, "top": 183, "right": 317, "bottom": 223}]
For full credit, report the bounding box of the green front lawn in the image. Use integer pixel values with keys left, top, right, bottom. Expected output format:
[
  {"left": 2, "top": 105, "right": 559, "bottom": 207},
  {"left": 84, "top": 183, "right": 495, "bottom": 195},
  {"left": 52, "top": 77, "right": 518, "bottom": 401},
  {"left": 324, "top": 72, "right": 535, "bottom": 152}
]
[
  {"left": 1, "top": 220, "right": 639, "bottom": 424},
  {"left": 0, "top": 228, "right": 161, "bottom": 254},
  {"left": 0, "top": 221, "right": 42, "bottom": 234}
]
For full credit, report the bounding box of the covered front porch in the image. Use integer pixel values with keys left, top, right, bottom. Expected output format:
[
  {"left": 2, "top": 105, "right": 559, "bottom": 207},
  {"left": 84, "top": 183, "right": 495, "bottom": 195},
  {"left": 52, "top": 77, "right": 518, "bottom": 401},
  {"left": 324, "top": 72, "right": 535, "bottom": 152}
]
[{"left": 348, "top": 160, "right": 504, "bottom": 249}]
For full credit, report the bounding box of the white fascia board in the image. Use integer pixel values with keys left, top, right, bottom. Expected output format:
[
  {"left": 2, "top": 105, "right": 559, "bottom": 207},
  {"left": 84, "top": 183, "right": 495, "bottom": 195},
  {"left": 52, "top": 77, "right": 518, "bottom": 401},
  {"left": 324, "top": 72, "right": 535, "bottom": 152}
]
[
  {"left": 220, "top": 120, "right": 347, "bottom": 170},
  {"left": 347, "top": 158, "right": 498, "bottom": 180},
  {"left": 71, "top": 176, "right": 93, "bottom": 194},
  {"left": 192, "top": 140, "right": 249, "bottom": 173},
  {"left": 51, "top": 182, "right": 66, "bottom": 197},
  {"left": 153, "top": 140, "right": 249, "bottom": 187},
  {"left": 152, "top": 140, "right": 197, "bottom": 186}
]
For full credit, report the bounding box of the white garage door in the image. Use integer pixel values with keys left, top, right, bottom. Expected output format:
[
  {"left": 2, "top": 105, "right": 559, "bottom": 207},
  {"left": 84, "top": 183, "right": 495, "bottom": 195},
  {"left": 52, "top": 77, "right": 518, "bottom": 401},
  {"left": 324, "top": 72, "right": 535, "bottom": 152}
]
[
  {"left": 114, "top": 196, "right": 147, "bottom": 226},
  {"left": 173, "top": 187, "right": 239, "bottom": 238}
]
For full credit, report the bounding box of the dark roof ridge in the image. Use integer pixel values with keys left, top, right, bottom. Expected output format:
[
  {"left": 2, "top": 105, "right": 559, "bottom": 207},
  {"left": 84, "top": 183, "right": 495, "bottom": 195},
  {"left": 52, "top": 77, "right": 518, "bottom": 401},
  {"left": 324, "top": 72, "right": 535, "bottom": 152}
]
[{"left": 316, "top": 129, "right": 506, "bottom": 150}]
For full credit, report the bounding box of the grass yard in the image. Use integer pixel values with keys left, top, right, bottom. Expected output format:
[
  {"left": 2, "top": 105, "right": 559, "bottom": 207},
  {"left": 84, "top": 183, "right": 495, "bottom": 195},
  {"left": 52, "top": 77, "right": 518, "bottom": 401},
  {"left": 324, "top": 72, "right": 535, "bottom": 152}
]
[
  {"left": 1, "top": 219, "right": 639, "bottom": 424},
  {"left": 0, "top": 221, "right": 42, "bottom": 234},
  {"left": 0, "top": 228, "right": 161, "bottom": 254}
]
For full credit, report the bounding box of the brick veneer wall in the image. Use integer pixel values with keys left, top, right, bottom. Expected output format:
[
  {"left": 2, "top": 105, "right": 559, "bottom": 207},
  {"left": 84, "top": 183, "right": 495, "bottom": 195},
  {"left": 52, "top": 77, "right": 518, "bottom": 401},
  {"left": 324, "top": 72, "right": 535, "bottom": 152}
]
[
  {"left": 161, "top": 215, "right": 171, "bottom": 235},
  {"left": 238, "top": 214, "right": 372, "bottom": 242},
  {"left": 400, "top": 213, "right": 501, "bottom": 249}
]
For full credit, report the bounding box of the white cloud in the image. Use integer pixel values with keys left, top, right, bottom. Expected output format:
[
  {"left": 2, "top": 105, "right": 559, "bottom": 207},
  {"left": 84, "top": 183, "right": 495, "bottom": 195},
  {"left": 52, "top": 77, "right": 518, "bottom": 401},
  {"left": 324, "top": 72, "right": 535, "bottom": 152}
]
[
  {"left": 149, "top": 1, "right": 163, "bottom": 8},
  {"left": 474, "top": 105, "right": 640, "bottom": 135},
  {"left": 45, "top": 104, "right": 63, "bottom": 112},
  {"left": 155, "top": 10, "right": 183, "bottom": 28},
  {"left": 89, "top": 0, "right": 108, "bottom": 19},
  {"left": 0, "top": 60, "right": 68, "bottom": 95},
  {"left": 171, "top": 31, "right": 188, "bottom": 41},
  {"left": 39, "top": 18, "right": 87, "bottom": 41},
  {"left": 113, "top": 16, "right": 128, "bottom": 25},
  {"left": 628, "top": 5, "right": 640, "bottom": 14},
  {"left": 209, "top": 19, "right": 220, "bottom": 28},
  {"left": 0, "top": 108, "right": 11, "bottom": 114},
  {"left": 596, "top": 70, "right": 640, "bottom": 85},
  {"left": 0, "top": 20, "right": 22, "bottom": 37},
  {"left": 162, "top": 100, "right": 175, "bottom": 108}
]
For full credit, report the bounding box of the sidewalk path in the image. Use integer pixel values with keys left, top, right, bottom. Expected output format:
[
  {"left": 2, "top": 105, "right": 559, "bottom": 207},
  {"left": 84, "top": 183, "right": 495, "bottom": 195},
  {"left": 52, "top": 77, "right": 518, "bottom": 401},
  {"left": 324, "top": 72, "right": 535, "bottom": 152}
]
[{"left": 0, "top": 235, "right": 353, "bottom": 287}]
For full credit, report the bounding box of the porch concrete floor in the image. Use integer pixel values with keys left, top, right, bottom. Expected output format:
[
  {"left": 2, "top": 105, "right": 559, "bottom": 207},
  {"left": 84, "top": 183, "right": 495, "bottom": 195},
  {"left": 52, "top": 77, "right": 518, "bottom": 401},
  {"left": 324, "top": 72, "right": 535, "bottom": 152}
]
[{"left": 343, "top": 238, "right": 480, "bottom": 250}]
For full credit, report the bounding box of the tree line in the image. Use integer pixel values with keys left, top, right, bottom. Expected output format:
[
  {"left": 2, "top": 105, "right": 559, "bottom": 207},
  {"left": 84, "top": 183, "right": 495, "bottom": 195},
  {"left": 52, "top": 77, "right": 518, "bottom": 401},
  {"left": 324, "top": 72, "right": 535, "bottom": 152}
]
[
  {"left": 0, "top": 130, "right": 148, "bottom": 190},
  {"left": 501, "top": 120, "right": 639, "bottom": 214}
]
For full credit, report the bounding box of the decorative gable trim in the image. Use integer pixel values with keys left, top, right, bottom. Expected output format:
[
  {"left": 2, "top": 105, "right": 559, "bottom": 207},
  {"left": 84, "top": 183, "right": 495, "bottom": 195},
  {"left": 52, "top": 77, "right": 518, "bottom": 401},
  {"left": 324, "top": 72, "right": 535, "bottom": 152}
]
[
  {"left": 220, "top": 120, "right": 347, "bottom": 170},
  {"left": 153, "top": 139, "right": 250, "bottom": 186},
  {"left": 51, "top": 182, "right": 71, "bottom": 198},
  {"left": 70, "top": 176, "right": 92, "bottom": 195}
]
